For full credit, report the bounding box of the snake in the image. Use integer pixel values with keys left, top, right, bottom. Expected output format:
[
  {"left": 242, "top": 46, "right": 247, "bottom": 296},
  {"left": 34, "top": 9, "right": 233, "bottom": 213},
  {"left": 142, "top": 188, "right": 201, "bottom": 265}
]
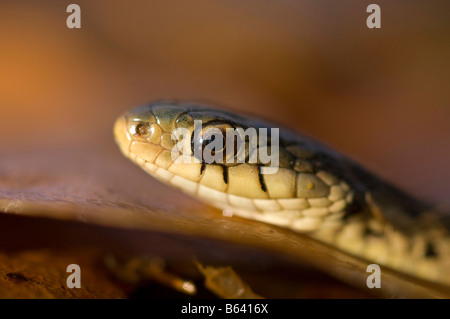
[{"left": 113, "top": 101, "right": 450, "bottom": 289}]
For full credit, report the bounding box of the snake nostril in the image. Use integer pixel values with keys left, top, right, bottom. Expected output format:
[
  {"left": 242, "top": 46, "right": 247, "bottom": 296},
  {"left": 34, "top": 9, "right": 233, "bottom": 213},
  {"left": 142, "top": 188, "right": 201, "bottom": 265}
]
[{"left": 135, "top": 123, "right": 150, "bottom": 136}]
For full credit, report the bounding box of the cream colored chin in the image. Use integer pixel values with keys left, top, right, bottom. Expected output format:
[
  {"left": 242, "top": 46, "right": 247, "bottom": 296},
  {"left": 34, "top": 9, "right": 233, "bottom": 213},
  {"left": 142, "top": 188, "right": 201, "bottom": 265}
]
[{"left": 120, "top": 140, "right": 349, "bottom": 234}]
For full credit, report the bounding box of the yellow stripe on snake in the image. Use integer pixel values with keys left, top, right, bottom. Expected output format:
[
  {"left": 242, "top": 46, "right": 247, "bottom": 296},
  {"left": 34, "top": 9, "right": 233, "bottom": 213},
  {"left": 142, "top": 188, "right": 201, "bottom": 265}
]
[{"left": 113, "top": 101, "right": 450, "bottom": 287}]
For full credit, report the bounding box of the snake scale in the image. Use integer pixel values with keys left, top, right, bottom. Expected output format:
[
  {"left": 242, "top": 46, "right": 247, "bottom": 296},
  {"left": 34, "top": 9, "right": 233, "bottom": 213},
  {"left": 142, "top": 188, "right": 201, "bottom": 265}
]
[{"left": 113, "top": 101, "right": 450, "bottom": 288}]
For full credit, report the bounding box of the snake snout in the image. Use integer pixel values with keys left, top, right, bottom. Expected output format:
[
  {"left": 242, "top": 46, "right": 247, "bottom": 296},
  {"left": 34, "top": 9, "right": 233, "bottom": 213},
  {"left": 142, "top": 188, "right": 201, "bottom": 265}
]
[
  {"left": 113, "top": 115, "right": 131, "bottom": 151},
  {"left": 114, "top": 102, "right": 193, "bottom": 170}
]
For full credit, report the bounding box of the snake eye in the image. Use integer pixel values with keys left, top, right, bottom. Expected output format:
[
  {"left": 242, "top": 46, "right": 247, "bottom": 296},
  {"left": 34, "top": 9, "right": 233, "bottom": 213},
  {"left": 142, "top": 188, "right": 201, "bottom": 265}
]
[
  {"left": 202, "top": 128, "right": 226, "bottom": 155},
  {"left": 192, "top": 122, "right": 235, "bottom": 163}
]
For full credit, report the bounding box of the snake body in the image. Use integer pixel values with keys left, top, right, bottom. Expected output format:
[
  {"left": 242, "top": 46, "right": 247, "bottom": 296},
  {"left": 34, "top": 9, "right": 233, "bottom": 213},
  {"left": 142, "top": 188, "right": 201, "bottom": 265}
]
[{"left": 114, "top": 101, "right": 450, "bottom": 287}]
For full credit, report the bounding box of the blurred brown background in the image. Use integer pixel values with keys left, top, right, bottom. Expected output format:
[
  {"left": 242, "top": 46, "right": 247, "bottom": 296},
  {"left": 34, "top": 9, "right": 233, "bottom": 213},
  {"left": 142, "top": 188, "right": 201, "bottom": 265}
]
[
  {"left": 0, "top": 0, "right": 449, "bottom": 298},
  {"left": 1, "top": 0, "right": 449, "bottom": 205}
]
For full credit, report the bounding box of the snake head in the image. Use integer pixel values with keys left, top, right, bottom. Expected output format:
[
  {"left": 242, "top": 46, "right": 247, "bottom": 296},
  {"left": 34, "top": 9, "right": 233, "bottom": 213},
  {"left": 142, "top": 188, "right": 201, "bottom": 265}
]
[{"left": 114, "top": 101, "right": 354, "bottom": 233}]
